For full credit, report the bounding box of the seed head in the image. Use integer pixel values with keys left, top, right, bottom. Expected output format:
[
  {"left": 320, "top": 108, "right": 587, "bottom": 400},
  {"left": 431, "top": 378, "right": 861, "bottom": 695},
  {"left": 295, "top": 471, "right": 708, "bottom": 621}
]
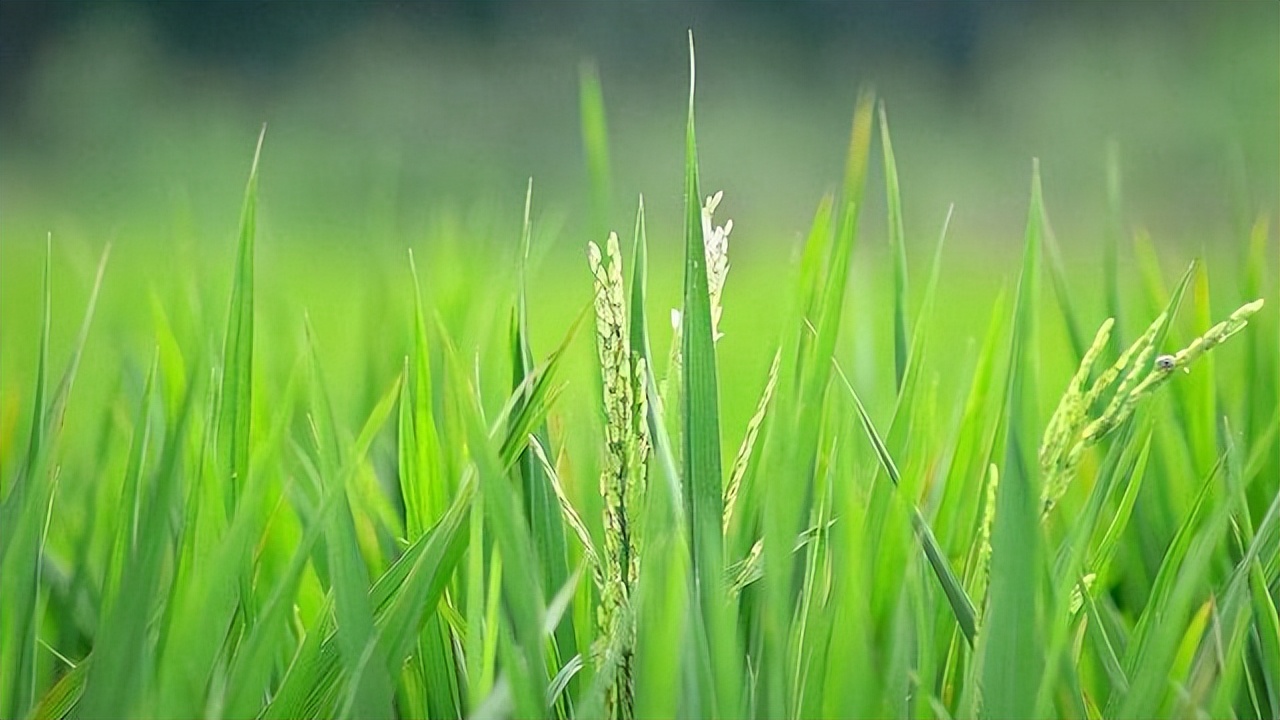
[{"left": 701, "top": 191, "right": 732, "bottom": 341}]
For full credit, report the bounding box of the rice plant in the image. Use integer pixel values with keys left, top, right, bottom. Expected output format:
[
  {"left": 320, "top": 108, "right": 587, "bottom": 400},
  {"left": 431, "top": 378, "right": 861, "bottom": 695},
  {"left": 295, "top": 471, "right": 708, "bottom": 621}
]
[{"left": 1, "top": 34, "right": 1277, "bottom": 720}]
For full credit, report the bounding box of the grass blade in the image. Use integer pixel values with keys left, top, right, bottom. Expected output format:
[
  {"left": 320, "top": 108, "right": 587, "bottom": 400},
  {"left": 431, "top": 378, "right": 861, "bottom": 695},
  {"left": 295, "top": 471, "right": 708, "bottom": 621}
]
[
  {"left": 405, "top": 248, "right": 447, "bottom": 534},
  {"left": 1044, "top": 220, "right": 1089, "bottom": 364},
  {"left": 980, "top": 160, "right": 1047, "bottom": 720},
  {"left": 305, "top": 332, "right": 395, "bottom": 720},
  {"left": 878, "top": 102, "right": 910, "bottom": 392},
  {"left": 833, "top": 362, "right": 978, "bottom": 644},
  {"left": 456, "top": 355, "right": 549, "bottom": 718},
  {"left": 2, "top": 240, "right": 109, "bottom": 720},
  {"left": 18, "top": 234, "right": 51, "bottom": 493},
  {"left": 580, "top": 62, "right": 613, "bottom": 244},
  {"left": 512, "top": 180, "right": 577, "bottom": 671},
  {"left": 218, "top": 125, "right": 266, "bottom": 516},
  {"left": 2, "top": 236, "right": 50, "bottom": 720},
  {"left": 680, "top": 31, "right": 724, "bottom": 601},
  {"left": 77, "top": 360, "right": 203, "bottom": 718},
  {"left": 1247, "top": 558, "right": 1280, "bottom": 715},
  {"left": 679, "top": 33, "right": 742, "bottom": 718}
]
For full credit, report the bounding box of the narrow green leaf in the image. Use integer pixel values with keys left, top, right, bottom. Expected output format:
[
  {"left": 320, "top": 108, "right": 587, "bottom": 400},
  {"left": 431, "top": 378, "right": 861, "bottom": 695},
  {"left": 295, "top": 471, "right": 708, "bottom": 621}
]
[
  {"left": 935, "top": 285, "right": 1008, "bottom": 556},
  {"left": 224, "top": 481, "right": 336, "bottom": 718},
  {"left": 1247, "top": 558, "right": 1280, "bottom": 714},
  {"left": 456, "top": 357, "right": 549, "bottom": 718},
  {"left": 878, "top": 101, "right": 910, "bottom": 391},
  {"left": 405, "top": 249, "right": 446, "bottom": 535},
  {"left": 1114, "top": 454, "right": 1232, "bottom": 718},
  {"left": 1090, "top": 433, "right": 1154, "bottom": 579},
  {"left": 1103, "top": 139, "right": 1125, "bottom": 354},
  {"left": 980, "top": 160, "right": 1047, "bottom": 720},
  {"left": 680, "top": 30, "right": 725, "bottom": 598},
  {"left": 374, "top": 475, "right": 473, "bottom": 684},
  {"left": 218, "top": 124, "right": 266, "bottom": 516},
  {"left": 305, "top": 334, "right": 394, "bottom": 720},
  {"left": 102, "top": 349, "right": 159, "bottom": 611},
  {"left": 263, "top": 475, "right": 473, "bottom": 720},
  {"left": 628, "top": 195, "right": 681, "bottom": 516},
  {"left": 1044, "top": 222, "right": 1088, "bottom": 364},
  {"left": 3, "top": 239, "right": 110, "bottom": 720},
  {"left": 397, "top": 349, "right": 462, "bottom": 720},
  {"left": 887, "top": 204, "right": 952, "bottom": 450},
  {"left": 833, "top": 362, "right": 978, "bottom": 644},
  {"left": 5, "top": 239, "right": 107, "bottom": 720},
  {"left": 77, "top": 361, "right": 203, "bottom": 719},
  {"left": 19, "top": 234, "right": 51, "bottom": 489},
  {"left": 723, "top": 347, "right": 781, "bottom": 537},
  {"left": 764, "top": 89, "right": 874, "bottom": 720},
  {"left": 792, "top": 195, "right": 835, "bottom": 379},
  {"left": 154, "top": 363, "right": 302, "bottom": 718},
  {"left": 679, "top": 33, "right": 740, "bottom": 719},
  {"left": 1079, "top": 583, "right": 1129, "bottom": 696},
  {"left": 580, "top": 62, "right": 613, "bottom": 243},
  {"left": 511, "top": 180, "right": 577, "bottom": 669}
]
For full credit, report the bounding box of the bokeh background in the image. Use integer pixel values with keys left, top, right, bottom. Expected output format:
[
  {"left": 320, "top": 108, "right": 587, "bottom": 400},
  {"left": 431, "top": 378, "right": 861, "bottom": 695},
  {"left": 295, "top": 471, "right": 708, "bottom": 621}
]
[
  {"left": 1, "top": 0, "right": 1277, "bottom": 456},
  {"left": 2, "top": 1, "right": 1276, "bottom": 244}
]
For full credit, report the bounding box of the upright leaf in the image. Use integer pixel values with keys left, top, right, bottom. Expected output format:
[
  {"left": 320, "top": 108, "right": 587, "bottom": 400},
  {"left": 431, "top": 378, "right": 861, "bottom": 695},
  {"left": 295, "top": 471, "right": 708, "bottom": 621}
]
[
  {"left": 679, "top": 33, "right": 742, "bottom": 719},
  {"left": 512, "top": 179, "right": 577, "bottom": 676},
  {"left": 878, "top": 102, "right": 910, "bottom": 391},
  {"left": 217, "top": 125, "right": 265, "bottom": 516},
  {"left": 580, "top": 62, "right": 614, "bottom": 244},
  {"left": 981, "top": 160, "right": 1046, "bottom": 720},
  {"left": 680, "top": 32, "right": 724, "bottom": 599}
]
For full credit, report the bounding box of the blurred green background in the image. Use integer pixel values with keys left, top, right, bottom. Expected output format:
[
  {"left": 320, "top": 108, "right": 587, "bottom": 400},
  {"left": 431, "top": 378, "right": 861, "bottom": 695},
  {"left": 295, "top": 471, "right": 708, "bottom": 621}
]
[{"left": 1, "top": 0, "right": 1276, "bottom": 465}]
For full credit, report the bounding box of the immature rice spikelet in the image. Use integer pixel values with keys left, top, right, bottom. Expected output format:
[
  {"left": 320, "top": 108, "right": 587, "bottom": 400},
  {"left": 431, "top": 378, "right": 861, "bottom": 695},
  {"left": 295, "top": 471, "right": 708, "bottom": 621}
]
[
  {"left": 587, "top": 231, "right": 651, "bottom": 720},
  {"left": 973, "top": 463, "right": 1000, "bottom": 626},
  {"left": 1083, "top": 298, "right": 1265, "bottom": 443},
  {"left": 723, "top": 348, "right": 781, "bottom": 533},
  {"left": 1039, "top": 319, "right": 1114, "bottom": 515},
  {"left": 1069, "top": 573, "right": 1097, "bottom": 617},
  {"left": 1081, "top": 312, "right": 1166, "bottom": 415},
  {"left": 1038, "top": 298, "right": 1265, "bottom": 520},
  {"left": 588, "top": 231, "right": 631, "bottom": 620},
  {"left": 1128, "top": 298, "right": 1265, "bottom": 397}
]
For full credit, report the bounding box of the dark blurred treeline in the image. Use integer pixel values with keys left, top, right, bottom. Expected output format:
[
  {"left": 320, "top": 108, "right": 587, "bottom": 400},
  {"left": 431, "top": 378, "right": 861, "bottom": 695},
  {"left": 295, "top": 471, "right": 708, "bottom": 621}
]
[{"left": 0, "top": 0, "right": 1239, "bottom": 109}]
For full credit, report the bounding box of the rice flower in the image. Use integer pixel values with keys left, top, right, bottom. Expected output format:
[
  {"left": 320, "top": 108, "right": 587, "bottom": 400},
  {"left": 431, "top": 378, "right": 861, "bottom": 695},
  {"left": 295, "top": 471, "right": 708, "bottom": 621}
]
[
  {"left": 587, "top": 232, "right": 632, "bottom": 618},
  {"left": 662, "top": 191, "right": 731, "bottom": 465},
  {"left": 670, "top": 190, "right": 732, "bottom": 342},
  {"left": 587, "top": 231, "right": 651, "bottom": 720},
  {"left": 702, "top": 190, "right": 732, "bottom": 341}
]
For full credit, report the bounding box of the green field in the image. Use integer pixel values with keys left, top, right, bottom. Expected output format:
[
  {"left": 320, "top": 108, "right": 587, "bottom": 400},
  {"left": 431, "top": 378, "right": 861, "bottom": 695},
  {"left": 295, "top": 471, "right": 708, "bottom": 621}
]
[{"left": 1, "top": 26, "right": 1278, "bottom": 720}]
